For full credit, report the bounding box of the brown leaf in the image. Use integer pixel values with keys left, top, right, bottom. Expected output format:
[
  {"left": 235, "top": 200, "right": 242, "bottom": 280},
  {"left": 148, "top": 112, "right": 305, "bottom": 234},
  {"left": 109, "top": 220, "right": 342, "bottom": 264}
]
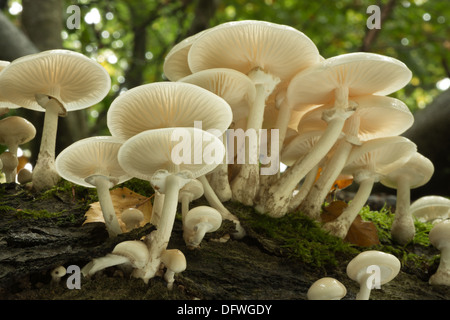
[
  {"left": 321, "top": 201, "right": 380, "bottom": 247},
  {"left": 84, "top": 187, "right": 153, "bottom": 232}
]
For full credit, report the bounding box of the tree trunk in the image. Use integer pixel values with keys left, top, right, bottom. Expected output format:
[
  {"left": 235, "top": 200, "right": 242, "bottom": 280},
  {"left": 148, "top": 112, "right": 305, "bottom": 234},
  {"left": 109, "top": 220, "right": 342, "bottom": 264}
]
[{"left": 402, "top": 88, "right": 450, "bottom": 199}]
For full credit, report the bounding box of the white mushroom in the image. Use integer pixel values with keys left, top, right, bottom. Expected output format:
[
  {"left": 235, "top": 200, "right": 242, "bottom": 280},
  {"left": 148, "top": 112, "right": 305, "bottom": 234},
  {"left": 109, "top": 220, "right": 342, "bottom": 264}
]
[
  {"left": 0, "top": 116, "right": 36, "bottom": 157},
  {"left": 380, "top": 152, "right": 434, "bottom": 245},
  {"left": 307, "top": 277, "right": 347, "bottom": 300},
  {"left": 55, "top": 136, "right": 132, "bottom": 237},
  {"left": 322, "top": 136, "right": 417, "bottom": 239},
  {"left": 259, "top": 52, "right": 413, "bottom": 218},
  {"left": 82, "top": 240, "right": 150, "bottom": 279},
  {"left": 429, "top": 220, "right": 450, "bottom": 286},
  {"left": 50, "top": 265, "right": 66, "bottom": 286},
  {"left": 347, "top": 250, "right": 401, "bottom": 300},
  {"left": 178, "top": 179, "right": 204, "bottom": 222},
  {"left": 117, "top": 127, "right": 224, "bottom": 282},
  {"left": 183, "top": 206, "right": 222, "bottom": 249},
  {"left": 121, "top": 208, "right": 145, "bottom": 232},
  {"left": 160, "top": 249, "right": 187, "bottom": 290},
  {"left": 179, "top": 68, "right": 256, "bottom": 202},
  {"left": 410, "top": 196, "right": 450, "bottom": 224},
  {"left": 188, "top": 20, "right": 321, "bottom": 206},
  {"left": 17, "top": 167, "right": 33, "bottom": 185},
  {"left": 297, "top": 94, "right": 414, "bottom": 220},
  {"left": 0, "top": 50, "right": 111, "bottom": 191}
]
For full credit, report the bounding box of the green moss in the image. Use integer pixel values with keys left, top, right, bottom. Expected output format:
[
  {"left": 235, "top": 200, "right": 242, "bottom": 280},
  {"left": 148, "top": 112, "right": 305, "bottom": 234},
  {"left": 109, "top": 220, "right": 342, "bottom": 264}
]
[
  {"left": 236, "top": 205, "right": 359, "bottom": 268},
  {"left": 359, "top": 204, "right": 436, "bottom": 268},
  {"left": 14, "top": 208, "right": 63, "bottom": 220},
  {"left": 116, "top": 178, "right": 155, "bottom": 197}
]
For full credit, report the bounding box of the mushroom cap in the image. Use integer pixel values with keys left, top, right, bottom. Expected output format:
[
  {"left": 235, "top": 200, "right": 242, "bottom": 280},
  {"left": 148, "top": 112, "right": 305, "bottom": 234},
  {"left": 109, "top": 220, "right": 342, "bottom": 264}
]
[
  {"left": 163, "top": 30, "right": 208, "bottom": 81},
  {"left": 188, "top": 20, "right": 320, "bottom": 81},
  {"left": 280, "top": 130, "right": 324, "bottom": 166},
  {"left": 347, "top": 250, "right": 401, "bottom": 285},
  {"left": 343, "top": 136, "right": 417, "bottom": 181},
  {"left": 0, "top": 50, "right": 111, "bottom": 112},
  {"left": 410, "top": 196, "right": 450, "bottom": 223},
  {"left": 160, "top": 249, "right": 187, "bottom": 273},
  {"left": 307, "top": 277, "right": 347, "bottom": 300},
  {"left": 178, "top": 179, "right": 204, "bottom": 202},
  {"left": 0, "top": 116, "right": 36, "bottom": 149},
  {"left": 121, "top": 208, "right": 144, "bottom": 227},
  {"left": 178, "top": 68, "right": 256, "bottom": 122},
  {"left": 0, "top": 61, "right": 21, "bottom": 110},
  {"left": 107, "top": 82, "right": 232, "bottom": 140},
  {"left": 429, "top": 220, "right": 450, "bottom": 250},
  {"left": 112, "top": 240, "right": 149, "bottom": 269},
  {"left": 380, "top": 152, "right": 434, "bottom": 190},
  {"left": 50, "top": 266, "right": 67, "bottom": 279},
  {"left": 55, "top": 136, "right": 131, "bottom": 188},
  {"left": 298, "top": 95, "right": 414, "bottom": 140},
  {"left": 184, "top": 206, "right": 222, "bottom": 232},
  {"left": 117, "top": 127, "right": 224, "bottom": 181},
  {"left": 287, "top": 52, "right": 412, "bottom": 108}
]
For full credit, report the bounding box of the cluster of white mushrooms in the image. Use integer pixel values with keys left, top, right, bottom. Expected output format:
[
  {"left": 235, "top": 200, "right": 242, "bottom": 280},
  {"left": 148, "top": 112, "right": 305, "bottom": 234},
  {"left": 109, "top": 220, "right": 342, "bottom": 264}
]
[{"left": 1, "top": 19, "right": 450, "bottom": 292}]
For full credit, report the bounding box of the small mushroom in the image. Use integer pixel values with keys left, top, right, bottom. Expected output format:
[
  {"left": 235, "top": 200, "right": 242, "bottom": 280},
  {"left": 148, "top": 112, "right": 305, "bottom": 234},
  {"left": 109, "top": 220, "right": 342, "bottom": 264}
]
[
  {"left": 0, "top": 115, "right": 36, "bottom": 158},
  {"left": 50, "top": 265, "right": 66, "bottom": 286},
  {"left": 307, "top": 277, "right": 347, "bottom": 300},
  {"left": 428, "top": 220, "right": 450, "bottom": 286},
  {"left": 82, "top": 240, "right": 149, "bottom": 280},
  {"left": 55, "top": 136, "right": 132, "bottom": 237},
  {"left": 121, "top": 208, "right": 144, "bottom": 232},
  {"left": 183, "top": 206, "right": 222, "bottom": 249},
  {"left": 0, "top": 151, "right": 19, "bottom": 183},
  {"left": 410, "top": 196, "right": 450, "bottom": 224},
  {"left": 17, "top": 167, "right": 33, "bottom": 185},
  {"left": 178, "top": 179, "right": 204, "bottom": 222},
  {"left": 347, "top": 250, "right": 401, "bottom": 300},
  {"left": 160, "top": 249, "right": 187, "bottom": 290},
  {"left": 380, "top": 152, "right": 434, "bottom": 245}
]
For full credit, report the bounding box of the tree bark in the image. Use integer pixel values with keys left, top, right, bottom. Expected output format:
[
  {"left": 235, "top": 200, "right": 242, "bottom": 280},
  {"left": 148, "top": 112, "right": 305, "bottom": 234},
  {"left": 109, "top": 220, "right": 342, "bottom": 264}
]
[
  {"left": 402, "top": 88, "right": 450, "bottom": 199},
  {"left": 0, "top": 11, "right": 38, "bottom": 61}
]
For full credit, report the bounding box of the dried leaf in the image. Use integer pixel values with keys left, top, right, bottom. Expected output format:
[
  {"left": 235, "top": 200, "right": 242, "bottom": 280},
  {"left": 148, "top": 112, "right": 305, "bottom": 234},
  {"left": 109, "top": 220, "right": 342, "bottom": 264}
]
[
  {"left": 84, "top": 187, "right": 153, "bottom": 232},
  {"left": 321, "top": 201, "right": 380, "bottom": 247}
]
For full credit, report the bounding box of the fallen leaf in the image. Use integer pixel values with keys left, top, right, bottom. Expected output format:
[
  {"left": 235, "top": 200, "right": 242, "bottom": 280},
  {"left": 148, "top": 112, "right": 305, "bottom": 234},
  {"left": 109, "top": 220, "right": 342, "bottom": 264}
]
[
  {"left": 84, "top": 187, "right": 153, "bottom": 232},
  {"left": 321, "top": 201, "right": 380, "bottom": 247}
]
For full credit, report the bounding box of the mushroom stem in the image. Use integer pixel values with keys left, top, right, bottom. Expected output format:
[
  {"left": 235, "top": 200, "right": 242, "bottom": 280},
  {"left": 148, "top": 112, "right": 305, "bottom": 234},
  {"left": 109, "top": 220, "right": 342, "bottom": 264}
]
[
  {"left": 192, "top": 220, "right": 212, "bottom": 245},
  {"left": 151, "top": 192, "right": 164, "bottom": 227},
  {"left": 81, "top": 254, "right": 130, "bottom": 277},
  {"left": 180, "top": 194, "right": 190, "bottom": 223},
  {"left": 322, "top": 174, "right": 375, "bottom": 238},
  {"left": 145, "top": 173, "right": 189, "bottom": 281},
  {"left": 32, "top": 95, "right": 63, "bottom": 191},
  {"left": 298, "top": 113, "right": 361, "bottom": 220},
  {"left": 391, "top": 175, "right": 415, "bottom": 245},
  {"left": 198, "top": 174, "right": 246, "bottom": 239},
  {"left": 89, "top": 175, "right": 123, "bottom": 237},
  {"left": 287, "top": 164, "right": 319, "bottom": 212},
  {"left": 430, "top": 240, "right": 450, "bottom": 285},
  {"left": 256, "top": 88, "right": 354, "bottom": 217},
  {"left": 231, "top": 68, "right": 280, "bottom": 206},
  {"left": 356, "top": 273, "right": 373, "bottom": 300}
]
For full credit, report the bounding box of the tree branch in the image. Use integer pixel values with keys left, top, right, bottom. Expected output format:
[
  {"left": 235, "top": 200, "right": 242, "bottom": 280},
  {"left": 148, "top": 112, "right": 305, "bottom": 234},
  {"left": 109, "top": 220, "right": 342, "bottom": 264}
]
[{"left": 360, "top": 0, "right": 397, "bottom": 52}]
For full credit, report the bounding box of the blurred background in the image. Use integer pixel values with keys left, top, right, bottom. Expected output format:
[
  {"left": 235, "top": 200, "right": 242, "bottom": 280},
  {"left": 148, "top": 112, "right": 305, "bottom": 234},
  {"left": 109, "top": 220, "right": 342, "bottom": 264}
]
[{"left": 0, "top": 0, "right": 449, "bottom": 199}]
